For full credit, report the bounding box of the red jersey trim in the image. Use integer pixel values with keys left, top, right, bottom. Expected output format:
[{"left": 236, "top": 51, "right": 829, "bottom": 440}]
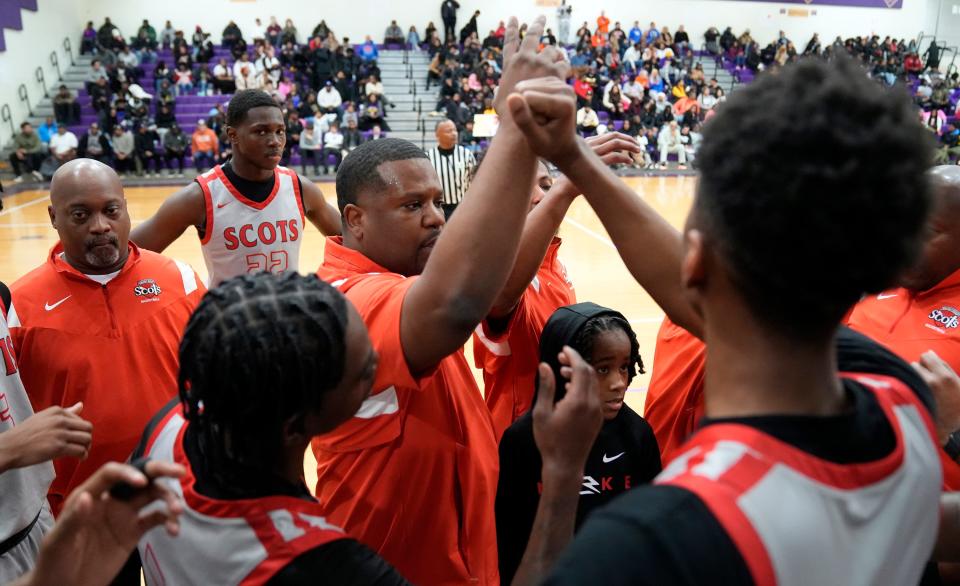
[
  {"left": 214, "top": 165, "right": 281, "bottom": 211},
  {"left": 281, "top": 168, "right": 306, "bottom": 226},
  {"left": 669, "top": 471, "right": 777, "bottom": 586},
  {"left": 196, "top": 174, "right": 216, "bottom": 245}
]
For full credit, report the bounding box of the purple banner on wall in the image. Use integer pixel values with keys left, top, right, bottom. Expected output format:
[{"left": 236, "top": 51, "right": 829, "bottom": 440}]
[{"left": 735, "top": 0, "right": 901, "bottom": 7}]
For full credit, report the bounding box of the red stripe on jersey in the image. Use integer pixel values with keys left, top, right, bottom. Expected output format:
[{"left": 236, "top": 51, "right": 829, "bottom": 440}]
[
  {"left": 214, "top": 166, "right": 281, "bottom": 210},
  {"left": 197, "top": 174, "right": 216, "bottom": 245}
]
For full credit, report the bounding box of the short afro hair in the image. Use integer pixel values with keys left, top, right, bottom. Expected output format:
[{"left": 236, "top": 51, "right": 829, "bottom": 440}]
[
  {"left": 335, "top": 138, "right": 429, "bottom": 212},
  {"left": 226, "top": 89, "right": 281, "bottom": 127},
  {"left": 694, "top": 57, "right": 933, "bottom": 339}
]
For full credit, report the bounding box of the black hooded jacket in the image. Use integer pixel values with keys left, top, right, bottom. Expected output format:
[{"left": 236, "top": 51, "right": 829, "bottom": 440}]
[{"left": 495, "top": 303, "right": 662, "bottom": 585}]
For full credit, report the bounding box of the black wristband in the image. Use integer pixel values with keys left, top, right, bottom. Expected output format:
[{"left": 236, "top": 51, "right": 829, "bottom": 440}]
[{"left": 944, "top": 431, "right": 960, "bottom": 462}]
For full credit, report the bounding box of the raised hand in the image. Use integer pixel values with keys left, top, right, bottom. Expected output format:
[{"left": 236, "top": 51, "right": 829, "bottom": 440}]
[
  {"left": 533, "top": 346, "right": 603, "bottom": 473},
  {"left": 0, "top": 402, "right": 92, "bottom": 472},
  {"left": 495, "top": 16, "right": 570, "bottom": 116},
  {"left": 507, "top": 77, "right": 578, "bottom": 165}
]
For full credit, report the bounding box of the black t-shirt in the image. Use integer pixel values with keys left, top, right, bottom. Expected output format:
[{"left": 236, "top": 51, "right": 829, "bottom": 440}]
[
  {"left": 497, "top": 404, "right": 662, "bottom": 585},
  {"left": 543, "top": 327, "right": 937, "bottom": 586}
]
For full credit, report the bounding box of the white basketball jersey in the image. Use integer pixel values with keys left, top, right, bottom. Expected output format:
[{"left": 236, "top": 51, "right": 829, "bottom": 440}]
[
  {"left": 197, "top": 165, "right": 305, "bottom": 288},
  {"left": 657, "top": 373, "right": 941, "bottom": 586},
  {"left": 138, "top": 406, "right": 347, "bottom": 585},
  {"left": 0, "top": 303, "right": 54, "bottom": 542}
]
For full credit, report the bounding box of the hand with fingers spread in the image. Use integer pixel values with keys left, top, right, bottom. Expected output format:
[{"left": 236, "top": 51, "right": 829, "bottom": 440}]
[
  {"left": 913, "top": 351, "right": 960, "bottom": 444},
  {"left": 495, "top": 16, "right": 571, "bottom": 116},
  {"left": 18, "top": 460, "right": 185, "bottom": 586},
  {"left": 533, "top": 346, "right": 603, "bottom": 474},
  {"left": 550, "top": 132, "right": 642, "bottom": 198},
  {"left": 0, "top": 402, "right": 93, "bottom": 473}
]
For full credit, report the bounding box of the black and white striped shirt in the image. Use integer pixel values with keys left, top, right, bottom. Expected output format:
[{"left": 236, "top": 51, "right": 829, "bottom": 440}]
[{"left": 426, "top": 145, "right": 476, "bottom": 205}]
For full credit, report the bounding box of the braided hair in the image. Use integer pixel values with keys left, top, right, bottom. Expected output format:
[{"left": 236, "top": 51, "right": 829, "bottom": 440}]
[
  {"left": 573, "top": 314, "right": 645, "bottom": 383},
  {"left": 177, "top": 272, "right": 349, "bottom": 489}
]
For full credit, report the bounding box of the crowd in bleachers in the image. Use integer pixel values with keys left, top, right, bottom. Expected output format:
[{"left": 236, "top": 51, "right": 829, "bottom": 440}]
[{"left": 8, "top": 14, "right": 960, "bottom": 184}]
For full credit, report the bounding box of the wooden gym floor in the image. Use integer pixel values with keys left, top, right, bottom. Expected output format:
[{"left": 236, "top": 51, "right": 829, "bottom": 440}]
[{"left": 0, "top": 176, "right": 696, "bottom": 486}]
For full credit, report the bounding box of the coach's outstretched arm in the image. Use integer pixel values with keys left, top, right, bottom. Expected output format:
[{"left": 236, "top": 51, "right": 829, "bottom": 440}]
[
  {"left": 560, "top": 138, "right": 704, "bottom": 338},
  {"left": 488, "top": 133, "right": 639, "bottom": 319},
  {"left": 399, "top": 16, "right": 578, "bottom": 374}
]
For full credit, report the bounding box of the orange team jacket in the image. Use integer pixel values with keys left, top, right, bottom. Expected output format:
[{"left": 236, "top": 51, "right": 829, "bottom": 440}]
[
  {"left": 473, "top": 237, "right": 576, "bottom": 441},
  {"left": 312, "top": 237, "right": 500, "bottom": 586},
  {"left": 642, "top": 317, "right": 706, "bottom": 465},
  {"left": 846, "top": 266, "right": 960, "bottom": 489},
  {"left": 8, "top": 243, "right": 204, "bottom": 514},
  {"left": 597, "top": 16, "right": 610, "bottom": 34}
]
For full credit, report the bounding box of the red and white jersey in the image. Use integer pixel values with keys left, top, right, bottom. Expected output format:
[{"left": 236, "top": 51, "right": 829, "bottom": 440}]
[
  {"left": 197, "top": 165, "right": 305, "bottom": 288},
  {"left": 656, "top": 373, "right": 941, "bottom": 586},
  {"left": 0, "top": 300, "right": 54, "bottom": 542},
  {"left": 138, "top": 406, "right": 347, "bottom": 586}
]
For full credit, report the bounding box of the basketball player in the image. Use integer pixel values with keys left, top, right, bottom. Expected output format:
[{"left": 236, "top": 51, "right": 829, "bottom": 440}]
[
  {"left": 543, "top": 58, "right": 942, "bottom": 584},
  {"left": 133, "top": 272, "right": 602, "bottom": 585},
  {"left": 310, "top": 16, "right": 580, "bottom": 584},
  {"left": 9, "top": 159, "right": 204, "bottom": 515},
  {"left": 130, "top": 90, "right": 342, "bottom": 287},
  {"left": 0, "top": 282, "right": 91, "bottom": 582},
  {"left": 475, "top": 132, "right": 638, "bottom": 440}
]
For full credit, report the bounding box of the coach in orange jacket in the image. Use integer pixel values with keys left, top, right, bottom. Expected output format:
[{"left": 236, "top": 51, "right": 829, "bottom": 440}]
[{"left": 8, "top": 159, "right": 204, "bottom": 514}]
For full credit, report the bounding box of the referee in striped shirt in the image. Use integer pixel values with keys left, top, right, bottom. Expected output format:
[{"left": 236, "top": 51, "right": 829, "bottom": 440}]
[{"left": 426, "top": 120, "right": 477, "bottom": 219}]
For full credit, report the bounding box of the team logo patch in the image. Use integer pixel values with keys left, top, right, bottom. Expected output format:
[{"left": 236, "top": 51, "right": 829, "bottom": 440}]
[
  {"left": 929, "top": 306, "right": 960, "bottom": 329},
  {"left": 134, "top": 278, "right": 162, "bottom": 303}
]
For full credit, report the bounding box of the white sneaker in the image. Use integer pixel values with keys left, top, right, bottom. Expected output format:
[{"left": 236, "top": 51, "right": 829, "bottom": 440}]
[
  {"left": 177, "top": 172, "right": 184, "bottom": 178},
  {"left": 12, "top": 176, "right": 23, "bottom": 183},
  {"left": 31, "top": 171, "right": 43, "bottom": 181}
]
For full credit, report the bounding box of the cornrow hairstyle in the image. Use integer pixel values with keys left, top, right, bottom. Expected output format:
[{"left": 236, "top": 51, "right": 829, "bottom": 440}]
[
  {"left": 573, "top": 314, "right": 645, "bottom": 384},
  {"left": 226, "top": 89, "right": 282, "bottom": 127},
  {"left": 177, "top": 272, "right": 349, "bottom": 490}
]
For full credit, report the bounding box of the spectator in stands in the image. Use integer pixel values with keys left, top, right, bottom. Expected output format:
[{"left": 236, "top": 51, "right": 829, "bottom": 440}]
[
  {"left": 8, "top": 122, "right": 44, "bottom": 183},
  {"left": 134, "top": 124, "right": 160, "bottom": 176},
  {"left": 48, "top": 124, "right": 78, "bottom": 167},
  {"left": 441, "top": 0, "right": 460, "bottom": 41},
  {"left": 577, "top": 104, "right": 600, "bottom": 136},
  {"left": 89, "top": 77, "right": 111, "bottom": 117},
  {"left": 159, "top": 20, "right": 174, "bottom": 49},
  {"left": 86, "top": 59, "right": 108, "bottom": 93},
  {"left": 359, "top": 94, "right": 389, "bottom": 131},
  {"left": 281, "top": 110, "right": 302, "bottom": 164},
  {"left": 317, "top": 80, "right": 343, "bottom": 119},
  {"left": 281, "top": 18, "right": 298, "bottom": 45},
  {"left": 152, "top": 60, "right": 171, "bottom": 95},
  {"left": 266, "top": 16, "right": 282, "bottom": 47},
  {"left": 222, "top": 20, "right": 243, "bottom": 49},
  {"left": 341, "top": 117, "right": 363, "bottom": 152},
  {"left": 460, "top": 10, "right": 480, "bottom": 44},
  {"left": 37, "top": 116, "right": 57, "bottom": 147},
  {"left": 235, "top": 64, "right": 259, "bottom": 90},
  {"left": 78, "top": 122, "right": 112, "bottom": 164},
  {"left": 296, "top": 119, "right": 321, "bottom": 176},
  {"left": 189, "top": 119, "right": 218, "bottom": 172},
  {"left": 81, "top": 21, "right": 97, "bottom": 54},
  {"left": 460, "top": 119, "right": 480, "bottom": 154},
  {"left": 97, "top": 18, "right": 117, "bottom": 49},
  {"left": 320, "top": 122, "right": 344, "bottom": 174},
  {"left": 408, "top": 26, "right": 422, "bottom": 49},
  {"left": 385, "top": 20, "right": 404, "bottom": 45},
  {"left": 173, "top": 63, "right": 194, "bottom": 95},
  {"left": 359, "top": 35, "right": 379, "bottom": 62},
  {"left": 155, "top": 104, "right": 175, "bottom": 140},
  {"left": 658, "top": 120, "right": 687, "bottom": 169},
  {"left": 445, "top": 93, "right": 471, "bottom": 129},
  {"left": 162, "top": 123, "right": 187, "bottom": 176},
  {"left": 259, "top": 45, "right": 282, "bottom": 86},
  {"left": 111, "top": 124, "right": 135, "bottom": 175},
  {"left": 232, "top": 52, "right": 252, "bottom": 81}
]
